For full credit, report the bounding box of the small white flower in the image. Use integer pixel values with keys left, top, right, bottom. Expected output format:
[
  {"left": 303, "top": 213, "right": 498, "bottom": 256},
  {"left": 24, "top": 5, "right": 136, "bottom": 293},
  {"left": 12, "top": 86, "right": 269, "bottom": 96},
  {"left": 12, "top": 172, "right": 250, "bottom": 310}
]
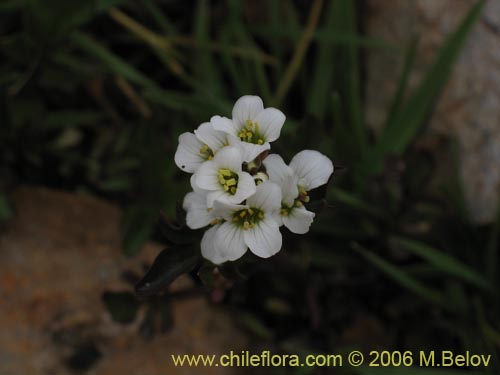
[
  {"left": 192, "top": 146, "right": 256, "bottom": 207},
  {"left": 200, "top": 182, "right": 283, "bottom": 264},
  {"left": 263, "top": 150, "right": 333, "bottom": 234},
  {"left": 211, "top": 95, "right": 285, "bottom": 162},
  {"left": 183, "top": 191, "right": 219, "bottom": 229},
  {"left": 289, "top": 150, "right": 334, "bottom": 191},
  {"left": 174, "top": 122, "right": 238, "bottom": 173}
]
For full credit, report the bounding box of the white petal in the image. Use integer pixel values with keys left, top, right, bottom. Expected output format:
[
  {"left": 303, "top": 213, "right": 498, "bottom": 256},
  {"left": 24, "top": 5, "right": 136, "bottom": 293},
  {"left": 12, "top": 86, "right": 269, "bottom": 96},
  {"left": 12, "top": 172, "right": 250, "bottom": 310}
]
[
  {"left": 280, "top": 173, "right": 299, "bottom": 207},
  {"left": 232, "top": 95, "right": 264, "bottom": 128},
  {"left": 263, "top": 154, "right": 289, "bottom": 181},
  {"left": 289, "top": 150, "right": 334, "bottom": 190},
  {"left": 212, "top": 199, "right": 247, "bottom": 221},
  {"left": 194, "top": 122, "right": 227, "bottom": 152},
  {"left": 244, "top": 218, "right": 282, "bottom": 258},
  {"left": 213, "top": 222, "right": 248, "bottom": 262},
  {"left": 212, "top": 146, "right": 243, "bottom": 172},
  {"left": 193, "top": 160, "right": 219, "bottom": 190},
  {"left": 283, "top": 206, "right": 315, "bottom": 234},
  {"left": 190, "top": 174, "right": 206, "bottom": 193},
  {"left": 226, "top": 133, "right": 242, "bottom": 147},
  {"left": 239, "top": 141, "right": 270, "bottom": 162},
  {"left": 231, "top": 171, "right": 256, "bottom": 204},
  {"left": 206, "top": 190, "right": 228, "bottom": 208},
  {"left": 254, "top": 108, "right": 285, "bottom": 142},
  {"left": 182, "top": 191, "right": 213, "bottom": 229},
  {"left": 210, "top": 115, "right": 238, "bottom": 137},
  {"left": 263, "top": 154, "right": 298, "bottom": 206},
  {"left": 174, "top": 132, "right": 205, "bottom": 173},
  {"left": 201, "top": 225, "right": 226, "bottom": 265},
  {"left": 246, "top": 181, "right": 282, "bottom": 212}
]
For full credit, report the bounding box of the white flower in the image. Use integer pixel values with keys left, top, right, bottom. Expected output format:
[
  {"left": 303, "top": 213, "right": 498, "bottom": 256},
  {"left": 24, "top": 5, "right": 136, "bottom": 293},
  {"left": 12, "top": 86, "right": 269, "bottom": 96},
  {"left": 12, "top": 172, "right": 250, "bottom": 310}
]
[
  {"left": 192, "top": 146, "right": 256, "bottom": 207},
  {"left": 182, "top": 191, "right": 218, "bottom": 229},
  {"left": 289, "top": 150, "right": 334, "bottom": 191},
  {"left": 174, "top": 122, "right": 238, "bottom": 173},
  {"left": 200, "top": 182, "right": 283, "bottom": 264},
  {"left": 211, "top": 95, "right": 285, "bottom": 162},
  {"left": 263, "top": 150, "right": 333, "bottom": 234}
]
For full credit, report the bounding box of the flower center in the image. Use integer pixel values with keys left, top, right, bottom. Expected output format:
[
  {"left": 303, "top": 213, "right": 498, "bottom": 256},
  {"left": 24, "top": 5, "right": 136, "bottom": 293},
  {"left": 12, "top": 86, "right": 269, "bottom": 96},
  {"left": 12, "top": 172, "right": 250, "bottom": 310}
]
[
  {"left": 238, "top": 119, "right": 265, "bottom": 145},
  {"left": 280, "top": 200, "right": 304, "bottom": 216},
  {"left": 218, "top": 168, "right": 239, "bottom": 195},
  {"left": 199, "top": 144, "right": 214, "bottom": 160},
  {"left": 232, "top": 207, "right": 265, "bottom": 230},
  {"left": 298, "top": 185, "right": 310, "bottom": 203}
]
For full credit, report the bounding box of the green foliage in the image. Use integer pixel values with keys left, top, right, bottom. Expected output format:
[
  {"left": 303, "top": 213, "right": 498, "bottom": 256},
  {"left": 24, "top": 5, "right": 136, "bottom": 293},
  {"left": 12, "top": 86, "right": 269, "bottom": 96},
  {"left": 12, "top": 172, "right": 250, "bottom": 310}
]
[
  {"left": 1, "top": 0, "right": 497, "bottom": 372},
  {"left": 102, "top": 291, "right": 140, "bottom": 324}
]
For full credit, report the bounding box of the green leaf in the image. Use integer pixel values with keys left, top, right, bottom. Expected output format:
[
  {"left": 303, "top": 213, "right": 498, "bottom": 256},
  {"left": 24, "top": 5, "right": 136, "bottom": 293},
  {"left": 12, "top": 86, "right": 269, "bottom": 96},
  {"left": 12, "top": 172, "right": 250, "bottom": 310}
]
[
  {"left": 71, "top": 31, "right": 157, "bottom": 88},
  {"left": 384, "top": 36, "right": 418, "bottom": 131},
  {"left": 102, "top": 291, "right": 140, "bottom": 324},
  {"left": 353, "top": 243, "right": 445, "bottom": 305},
  {"left": 140, "top": 0, "right": 176, "bottom": 34},
  {"left": 193, "top": 0, "right": 223, "bottom": 96},
  {"left": 328, "top": 187, "right": 386, "bottom": 218},
  {"left": 339, "top": 0, "right": 365, "bottom": 157},
  {"left": 135, "top": 245, "right": 201, "bottom": 297},
  {"left": 157, "top": 212, "right": 197, "bottom": 246},
  {"left": 373, "top": 0, "right": 484, "bottom": 164},
  {"left": 392, "top": 236, "right": 491, "bottom": 291},
  {"left": 306, "top": 0, "right": 337, "bottom": 120}
]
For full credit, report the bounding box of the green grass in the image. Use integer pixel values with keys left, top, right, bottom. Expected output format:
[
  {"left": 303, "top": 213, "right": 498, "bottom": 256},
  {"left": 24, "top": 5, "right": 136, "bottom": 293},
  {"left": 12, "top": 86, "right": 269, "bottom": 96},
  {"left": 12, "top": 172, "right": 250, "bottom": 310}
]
[{"left": 0, "top": 0, "right": 497, "bottom": 373}]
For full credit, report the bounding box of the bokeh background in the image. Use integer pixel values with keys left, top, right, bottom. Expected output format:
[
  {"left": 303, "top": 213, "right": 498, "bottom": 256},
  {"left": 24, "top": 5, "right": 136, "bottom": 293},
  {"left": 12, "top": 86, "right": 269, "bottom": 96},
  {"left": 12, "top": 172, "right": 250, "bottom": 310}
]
[{"left": 1, "top": 0, "right": 499, "bottom": 374}]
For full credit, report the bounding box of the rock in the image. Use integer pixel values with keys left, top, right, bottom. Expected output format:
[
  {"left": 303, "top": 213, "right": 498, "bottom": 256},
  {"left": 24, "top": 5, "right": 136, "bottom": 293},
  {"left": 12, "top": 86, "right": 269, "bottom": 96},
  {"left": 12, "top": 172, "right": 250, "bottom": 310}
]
[
  {"left": 0, "top": 187, "right": 246, "bottom": 375},
  {"left": 365, "top": 0, "right": 500, "bottom": 223}
]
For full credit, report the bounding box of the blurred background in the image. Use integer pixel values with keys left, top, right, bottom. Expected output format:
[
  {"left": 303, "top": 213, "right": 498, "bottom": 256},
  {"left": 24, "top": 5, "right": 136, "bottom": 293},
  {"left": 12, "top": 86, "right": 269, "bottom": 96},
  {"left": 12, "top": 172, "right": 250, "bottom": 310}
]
[{"left": 1, "top": 0, "right": 499, "bottom": 374}]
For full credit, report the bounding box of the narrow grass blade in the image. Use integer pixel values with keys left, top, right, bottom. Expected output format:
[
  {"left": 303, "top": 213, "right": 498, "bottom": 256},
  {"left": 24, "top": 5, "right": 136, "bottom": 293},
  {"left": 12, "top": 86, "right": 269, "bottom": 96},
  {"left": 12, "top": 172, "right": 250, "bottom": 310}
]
[
  {"left": 339, "top": 0, "right": 365, "bottom": 157},
  {"left": 392, "top": 236, "right": 491, "bottom": 291},
  {"left": 306, "top": 0, "right": 336, "bottom": 120},
  {"left": 375, "top": 0, "right": 484, "bottom": 158},
  {"left": 193, "top": 0, "right": 223, "bottom": 96},
  {"left": 353, "top": 243, "right": 445, "bottom": 305},
  {"left": 384, "top": 36, "right": 418, "bottom": 132}
]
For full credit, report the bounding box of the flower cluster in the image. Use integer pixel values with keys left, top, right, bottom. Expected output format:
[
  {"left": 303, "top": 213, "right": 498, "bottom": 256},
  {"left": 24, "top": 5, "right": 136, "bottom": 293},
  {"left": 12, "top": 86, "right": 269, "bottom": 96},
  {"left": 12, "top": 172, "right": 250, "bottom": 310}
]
[{"left": 175, "top": 95, "right": 333, "bottom": 264}]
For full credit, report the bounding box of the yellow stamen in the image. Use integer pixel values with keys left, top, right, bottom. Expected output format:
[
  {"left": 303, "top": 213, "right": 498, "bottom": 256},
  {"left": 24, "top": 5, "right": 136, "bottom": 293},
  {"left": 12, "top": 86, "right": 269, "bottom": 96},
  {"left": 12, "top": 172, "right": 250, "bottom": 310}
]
[
  {"left": 219, "top": 169, "right": 232, "bottom": 177},
  {"left": 226, "top": 178, "right": 237, "bottom": 187}
]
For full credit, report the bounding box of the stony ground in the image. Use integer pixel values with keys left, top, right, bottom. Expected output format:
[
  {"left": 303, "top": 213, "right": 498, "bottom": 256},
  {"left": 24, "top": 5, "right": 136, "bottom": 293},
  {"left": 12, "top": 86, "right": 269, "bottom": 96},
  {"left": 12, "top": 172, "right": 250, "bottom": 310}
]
[
  {"left": 0, "top": 187, "right": 247, "bottom": 375},
  {"left": 365, "top": 0, "right": 500, "bottom": 223}
]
